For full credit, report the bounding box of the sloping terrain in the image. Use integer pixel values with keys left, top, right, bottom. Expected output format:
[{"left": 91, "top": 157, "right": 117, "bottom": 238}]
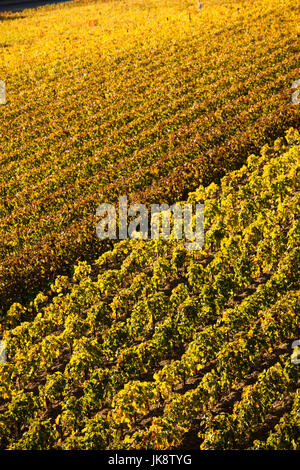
[
  {"left": 0, "top": 0, "right": 299, "bottom": 311},
  {"left": 0, "top": 130, "right": 299, "bottom": 450}
]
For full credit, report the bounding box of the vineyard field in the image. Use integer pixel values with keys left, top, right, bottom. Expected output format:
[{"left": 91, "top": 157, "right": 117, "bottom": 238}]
[
  {"left": 0, "top": 0, "right": 299, "bottom": 311},
  {"left": 0, "top": 131, "right": 299, "bottom": 449},
  {"left": 0, "top": 0, "right": 299, "bottom": 452}
]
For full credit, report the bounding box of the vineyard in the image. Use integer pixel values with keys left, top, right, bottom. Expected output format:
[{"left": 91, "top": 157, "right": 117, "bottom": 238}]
[
  {"left": 0, "top": 0, "right": 299, "bottom": 312},
  {"left": 0, "top": 130, "right": 299, "bottom": 449},
  {"left": 0, "top": 0, "right": 299, "bottom": 452}
]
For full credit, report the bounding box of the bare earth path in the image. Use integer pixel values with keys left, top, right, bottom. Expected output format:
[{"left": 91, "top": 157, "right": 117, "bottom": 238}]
[{"left": 0, "top": 0, "right": 69, "bottom": 13}]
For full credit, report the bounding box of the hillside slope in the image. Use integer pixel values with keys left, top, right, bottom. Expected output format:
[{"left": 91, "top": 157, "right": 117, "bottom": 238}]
[
  {"left": 0, "top": 130, "right": 299, "bottom": 450},
  {"left": 0, "top": 0, "right": 299, "bottom": 311}
]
